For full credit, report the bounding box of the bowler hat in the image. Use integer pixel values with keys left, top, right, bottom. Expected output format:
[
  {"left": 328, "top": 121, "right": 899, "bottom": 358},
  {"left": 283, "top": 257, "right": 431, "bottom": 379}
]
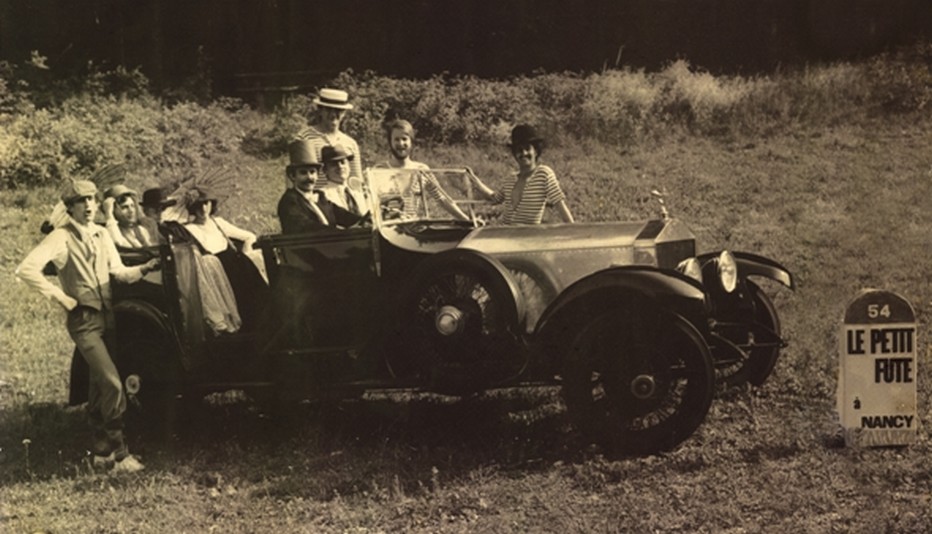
[
  {"left": 141, "top": 187, "right": 177, "bottom": 209},
  {"left": 61, "top": 180, "right": 98, "bottom": 204},
  {"left": 508, "top": 124, "right": 544, "bottom": 148},
  {"left": 313, "top": 88, "right": 353, "bottom": 110},
  {"left": 288, "top": 139, "right": 322, "bottom": 168},
  {"left": 104, "top": 184, "right": 138, "bottom": 200},
  {"left": 321, "top": 145, "right": 354, "bottom": 165}
]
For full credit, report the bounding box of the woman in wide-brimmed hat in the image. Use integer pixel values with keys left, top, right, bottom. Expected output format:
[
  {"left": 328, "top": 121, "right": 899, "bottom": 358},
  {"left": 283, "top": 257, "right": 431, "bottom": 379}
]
[
  {"left": 183, "top": 186, "right": 268, "bottom": 333},
  {"left": 469, "top": 124, "right": 574, "bottom": 225}
]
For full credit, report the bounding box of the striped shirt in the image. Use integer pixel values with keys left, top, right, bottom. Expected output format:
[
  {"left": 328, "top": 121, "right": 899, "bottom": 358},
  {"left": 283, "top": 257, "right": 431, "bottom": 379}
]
[
  {"left": 492, "top": 165, "right": 566, "bottom": 225},
  {"left": 294, "top": 126, "right": 363, "bottom": 183},
  {"left": 374, "top": 160, "right": 454, "bottom": 219}
]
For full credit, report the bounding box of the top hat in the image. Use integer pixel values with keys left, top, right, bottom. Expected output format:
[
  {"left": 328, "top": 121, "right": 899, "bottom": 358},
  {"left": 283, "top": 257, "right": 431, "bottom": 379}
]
[
  {"left": 508, "top": 124, "right": 544, "bottom": 148},
  {"left": 61, "top": 180, "right": 98, "bottom": 204},
  {"left": 104, "top": 184, "right": 138, "bottom": 200},
  {"left": 313, "top": 88, "right": 353, "bottom": 110},
  {"left": 141, "top": 187, "right": 177, "bottom": 209},
  {"left": 288, "top": 139, "right": 323, "bottom": 168},
  {"left": 321, "top": 145, "right": 354, "bottom": 165}
]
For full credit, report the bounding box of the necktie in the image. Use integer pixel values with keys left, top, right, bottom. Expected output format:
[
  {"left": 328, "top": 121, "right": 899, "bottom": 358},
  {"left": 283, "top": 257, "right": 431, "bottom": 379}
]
[{"left": 345, "top": 188, "right": 358, "bottom": 214}]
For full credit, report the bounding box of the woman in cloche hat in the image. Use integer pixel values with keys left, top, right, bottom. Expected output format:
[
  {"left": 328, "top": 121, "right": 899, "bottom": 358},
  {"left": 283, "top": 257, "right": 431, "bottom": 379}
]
[{"left": 468, "top": 124, "right": 574, "bottom": 225}]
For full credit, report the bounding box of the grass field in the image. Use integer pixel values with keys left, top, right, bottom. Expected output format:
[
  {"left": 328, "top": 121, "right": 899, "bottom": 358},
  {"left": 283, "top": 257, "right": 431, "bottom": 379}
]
[{"left": 1, "top": 112, "right": 931, "bottom": 532}]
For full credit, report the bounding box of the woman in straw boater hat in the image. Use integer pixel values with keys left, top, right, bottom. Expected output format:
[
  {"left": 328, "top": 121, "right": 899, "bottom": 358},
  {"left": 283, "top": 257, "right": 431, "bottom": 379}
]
[
  {"left": 469, "top": 124, "right": 574, "bottom": 225},
  {"left": 16, "top": 177, "right": 159, "bottom": 473},
  {"left": 294, "top": 87, "right": 363, "bottom": 184}
]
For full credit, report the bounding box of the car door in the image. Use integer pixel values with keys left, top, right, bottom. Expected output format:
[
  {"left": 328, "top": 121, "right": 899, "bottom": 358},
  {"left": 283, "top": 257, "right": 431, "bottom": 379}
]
[{"left": 259, "top": 227, "right": 380, "bottom": 353}]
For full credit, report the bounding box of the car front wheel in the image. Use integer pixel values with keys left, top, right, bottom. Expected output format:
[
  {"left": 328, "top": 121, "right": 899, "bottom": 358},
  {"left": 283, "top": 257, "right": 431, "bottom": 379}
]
[{"left": 562, "top": 308, "right": 714, "bottom": 455}]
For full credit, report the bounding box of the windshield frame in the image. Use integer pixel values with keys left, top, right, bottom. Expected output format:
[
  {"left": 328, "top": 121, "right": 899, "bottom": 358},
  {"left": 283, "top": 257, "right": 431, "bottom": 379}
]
[{"left": 364, "top": 167, "right": 489, "bottom": 228}]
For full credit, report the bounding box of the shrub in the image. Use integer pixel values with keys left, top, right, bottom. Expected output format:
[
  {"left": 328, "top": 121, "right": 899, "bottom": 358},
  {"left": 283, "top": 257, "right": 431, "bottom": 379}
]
[
  {"left": 580, "top": 69, "right": 658, "bottom": 144},
  {"left": 0, "top": 94, "right": 251, "bottom": 189},
  {"left": 2, "top": 40, "right": 931, "bottom": 190}
]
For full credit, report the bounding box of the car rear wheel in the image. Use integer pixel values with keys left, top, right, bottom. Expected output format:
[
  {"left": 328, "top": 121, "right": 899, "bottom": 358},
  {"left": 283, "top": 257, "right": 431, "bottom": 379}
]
[
  {"left": 562, "top": 308, "right": 714, "bottom": 455},
  {"left": 387, "top": 250, "right": 525, "bottom": 395},
  {"left": 117, "top": 327, "right": 185, "bottom": 437}
]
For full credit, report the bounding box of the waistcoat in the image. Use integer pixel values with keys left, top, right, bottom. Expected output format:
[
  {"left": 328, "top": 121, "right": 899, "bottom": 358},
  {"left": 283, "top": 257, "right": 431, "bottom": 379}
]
[{"left": 58, "top": 223, "right": 112, "bottom": 310}]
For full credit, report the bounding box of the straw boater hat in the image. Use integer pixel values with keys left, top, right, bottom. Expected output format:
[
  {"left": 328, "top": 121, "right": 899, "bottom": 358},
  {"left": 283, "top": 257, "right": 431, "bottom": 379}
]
[{"left": 313, "top": 88, "right": 353, "bottom": 110}]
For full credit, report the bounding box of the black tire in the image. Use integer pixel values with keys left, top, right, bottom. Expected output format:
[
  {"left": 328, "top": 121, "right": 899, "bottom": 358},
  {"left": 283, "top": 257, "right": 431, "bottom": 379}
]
[
  {"left": 117, "top": 328, "right": 185, "bottom": 437},
  {"left": 562, "top": 308, "right": 714, "bottom": 455},
  {"left": 744, "top": 282, "right": 782, "bottom": 386},
  {"left": 386, "top": 250, "right": 525, "bottom": 394},
  {"left": 717, "top": 281, "right": 782, "bottom": 388}
]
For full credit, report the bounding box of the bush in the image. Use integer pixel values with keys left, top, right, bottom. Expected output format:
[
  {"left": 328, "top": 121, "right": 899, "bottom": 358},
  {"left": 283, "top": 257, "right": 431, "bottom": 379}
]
[
  {"left": 2, "top": 40, "right": 930, "bottom": 190},
  {"left": 0, "top": 94, "right": 252, "bottom": 189}
]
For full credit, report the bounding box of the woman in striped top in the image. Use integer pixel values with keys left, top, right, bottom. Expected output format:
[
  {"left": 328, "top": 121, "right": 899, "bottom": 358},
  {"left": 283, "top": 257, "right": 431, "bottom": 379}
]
[{"left": 469, "top": 124, "right": 574, "bottom": 225}]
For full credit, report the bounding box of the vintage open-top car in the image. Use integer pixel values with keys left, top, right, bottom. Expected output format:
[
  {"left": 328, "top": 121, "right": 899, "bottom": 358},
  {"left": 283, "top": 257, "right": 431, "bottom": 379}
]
[{"left": 109, "top": 168, "right": 794, "bottom": 455}]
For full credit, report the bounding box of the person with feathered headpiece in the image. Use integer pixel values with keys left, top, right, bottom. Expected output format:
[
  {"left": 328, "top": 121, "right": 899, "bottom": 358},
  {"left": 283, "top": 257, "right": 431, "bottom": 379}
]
[{"left": 178, "top": 167, "right": 269, "bottom": 334}]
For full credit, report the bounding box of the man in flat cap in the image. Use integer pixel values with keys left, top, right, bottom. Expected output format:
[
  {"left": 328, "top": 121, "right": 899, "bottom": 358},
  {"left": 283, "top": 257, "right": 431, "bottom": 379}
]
[{"left": 16, "top": 180, "right": 159, "bottom": 473}]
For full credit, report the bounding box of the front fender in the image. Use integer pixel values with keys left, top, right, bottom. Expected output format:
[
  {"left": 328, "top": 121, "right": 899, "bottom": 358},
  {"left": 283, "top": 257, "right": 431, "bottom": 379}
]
[
  {"left": 531, "top": 266, "right": 709, "bottom": 374},
  {"left": 536, "top": 266, "right": 708, "bottom": 334},
  {"left": 698, "top": 251, "right": 795, "bottom": 290}
]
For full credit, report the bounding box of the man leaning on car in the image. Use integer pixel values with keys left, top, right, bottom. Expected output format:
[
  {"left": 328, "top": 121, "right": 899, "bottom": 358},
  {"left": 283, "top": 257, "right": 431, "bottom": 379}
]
[{"left": 16, "top": 179, "right": 158, "bottom": 473}]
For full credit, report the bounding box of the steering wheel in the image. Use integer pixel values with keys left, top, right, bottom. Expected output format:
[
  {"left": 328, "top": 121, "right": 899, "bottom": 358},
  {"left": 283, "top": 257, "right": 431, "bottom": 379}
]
[{"left": 380, "top": 195, "right": 405, "bottom": 220}]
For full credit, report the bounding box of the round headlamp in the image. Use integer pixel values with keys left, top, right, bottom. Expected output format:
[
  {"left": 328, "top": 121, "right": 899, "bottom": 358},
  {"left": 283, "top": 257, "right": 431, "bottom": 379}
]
[
  {"left": 676, "top": 257, "right": 703, "bottom": 284},
  {"left": 718, "top": 250, "right": 738, "bottom": 293}
]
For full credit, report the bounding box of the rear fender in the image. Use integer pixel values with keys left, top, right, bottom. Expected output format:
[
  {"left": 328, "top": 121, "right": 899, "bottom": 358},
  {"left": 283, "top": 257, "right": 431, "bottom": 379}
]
[
  {"left": 532, "top": 266, "right": 708, "bottom": 373},
  {"left": 113, "top": 298, "right": 183, "bottom": 362}
]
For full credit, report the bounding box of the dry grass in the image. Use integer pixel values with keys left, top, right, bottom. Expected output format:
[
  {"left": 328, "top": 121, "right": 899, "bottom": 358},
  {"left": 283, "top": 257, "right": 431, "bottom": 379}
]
[{"left": 1, "top": 111, "right": 931, "bottom": 532}]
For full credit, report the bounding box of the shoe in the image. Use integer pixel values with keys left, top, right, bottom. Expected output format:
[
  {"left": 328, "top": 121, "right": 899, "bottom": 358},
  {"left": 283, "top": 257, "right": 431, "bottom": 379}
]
[
  {"left": 92, "top": 452, "right": 115, "bottom": 469},
  {"left": 111, "top": 455, "right": 145, "bottom": 473}
]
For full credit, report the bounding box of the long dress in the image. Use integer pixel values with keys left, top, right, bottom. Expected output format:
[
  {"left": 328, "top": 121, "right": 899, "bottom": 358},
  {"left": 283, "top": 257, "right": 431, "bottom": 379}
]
[
  {"left": 192, "top": 250, "right": 242, "bottom": 335},
  {"left": 185, "top": 217, "right": 269, "bottom": 332}
]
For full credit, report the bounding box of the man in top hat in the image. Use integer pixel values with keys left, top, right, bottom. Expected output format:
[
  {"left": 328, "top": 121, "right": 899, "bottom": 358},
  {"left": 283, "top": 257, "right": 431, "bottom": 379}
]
[
  {"left": 294, "top": 88, "right": 363, "bottom": 185},
  {"left": 278, "top": 139, "right": 365, "bottom": 234},
  {"left": 468, "top": 124, "right": 574, "bottom": 225},
  {"left": 16, "top": 179, "right": 159, "bottom": 473},
  {"left": 319, "top": 145, "right": 369, "bottom": 216},
  {"left": 102, "top": 184, "right": 156, "bottom": 249}
]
